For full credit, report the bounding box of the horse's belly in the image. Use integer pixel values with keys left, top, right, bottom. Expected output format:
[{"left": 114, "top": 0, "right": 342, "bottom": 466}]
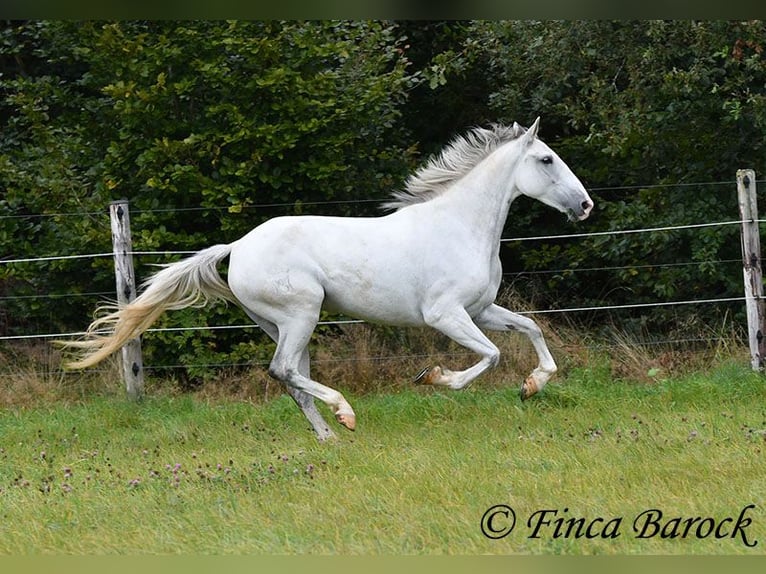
[{"left": 321, "top": 275, "right": 424, "bottom": 326}]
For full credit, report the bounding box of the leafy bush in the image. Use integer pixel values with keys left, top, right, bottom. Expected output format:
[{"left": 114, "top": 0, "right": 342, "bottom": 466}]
[
  {"left": 470, "top": 20, "right": 766, "bottom": 333},
  {"left": 2, "top": 20, "right": 764, "bottom": 379},
  {"left": 1, "top": 21, "right": 416, "bottom": 377}
]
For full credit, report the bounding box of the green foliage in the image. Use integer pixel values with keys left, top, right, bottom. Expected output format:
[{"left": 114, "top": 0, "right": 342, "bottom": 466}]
[
  {"left": 2, "top": 20, "right": 765, "bottom": 377},
  {"left": 397, "top": 21, "right": 496, "bottom": 154},
  {"left": 1, "top": 20, "right": 416, "bottom": 375},
  {"left": 469, "top": 20, "right": 766, "bottom": 332}
]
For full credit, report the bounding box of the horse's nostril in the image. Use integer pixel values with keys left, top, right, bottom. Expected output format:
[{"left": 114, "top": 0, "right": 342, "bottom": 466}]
[{"left": 582, "top": 200, "right": 593, "bottom": 211}]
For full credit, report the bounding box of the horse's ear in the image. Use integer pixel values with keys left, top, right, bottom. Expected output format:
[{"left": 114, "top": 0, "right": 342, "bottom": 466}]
[{"left": 521, "top": 117, "right": 541, "bottom": 146}]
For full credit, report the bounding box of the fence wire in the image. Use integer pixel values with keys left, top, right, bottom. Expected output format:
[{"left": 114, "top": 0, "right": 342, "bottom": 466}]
[
  {"left": 1, "top": 179, "right": 764, "bottom": 223},
  {"left": 0, "top": 181, "right": 759, "bottom": 374},
  {"left": 0, "top": 219, "right": 756, "bottom": 267}
]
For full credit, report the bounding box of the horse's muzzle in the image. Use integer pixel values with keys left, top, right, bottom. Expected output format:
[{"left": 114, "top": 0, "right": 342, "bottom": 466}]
[
  {"left": 578, "top": 198, "right": 594, "bottom": 220},
  {"left": 567, "top": 199, "right": 593, "bottom": 222}
]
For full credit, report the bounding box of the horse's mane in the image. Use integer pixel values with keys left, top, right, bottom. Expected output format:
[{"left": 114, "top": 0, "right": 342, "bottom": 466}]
[{"left": 382, "top": 123, "right": 526, "bottom": 211}]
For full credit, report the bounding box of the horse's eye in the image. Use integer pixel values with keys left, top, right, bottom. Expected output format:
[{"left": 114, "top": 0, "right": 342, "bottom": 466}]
[{"left": 541, "top": 155, "right": 553, "bottom": 165}]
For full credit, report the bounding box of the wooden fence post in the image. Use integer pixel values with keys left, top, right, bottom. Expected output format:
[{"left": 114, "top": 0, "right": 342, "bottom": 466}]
[
  {"left": 109, "top": 199, "right": 145, "bottom": 399},
  {"left": 737, "top": 169, "right": 766, "bottom": 371}
]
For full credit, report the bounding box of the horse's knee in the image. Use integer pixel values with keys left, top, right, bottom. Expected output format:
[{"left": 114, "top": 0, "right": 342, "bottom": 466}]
[
  {"left": 268, "top": 362, "right": 292, "bottom": 382},
  {"left": 516, "top": 317, "right": 543, "bottom": 339}
]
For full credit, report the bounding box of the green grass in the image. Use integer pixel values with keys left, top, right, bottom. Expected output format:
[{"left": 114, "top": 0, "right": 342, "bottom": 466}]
[{"left": 1, "top": 359, "right": 765, "bottom": 554}]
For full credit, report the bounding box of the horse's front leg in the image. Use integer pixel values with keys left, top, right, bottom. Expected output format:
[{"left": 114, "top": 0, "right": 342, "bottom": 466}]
[
  {"left": 474, "top": 304, "right": 557, "bottom": 400},
  {"left": 415, "top": 307, "right": 501, "bottom": 390}
]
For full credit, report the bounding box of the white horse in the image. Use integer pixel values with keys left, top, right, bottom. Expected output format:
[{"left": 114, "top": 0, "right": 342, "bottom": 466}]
[{"left": 64, "top": 118, "right": 593, "bottom": 440}]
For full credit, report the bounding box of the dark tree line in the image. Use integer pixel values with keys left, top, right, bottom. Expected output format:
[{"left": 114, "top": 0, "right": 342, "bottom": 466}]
[{"left": 2, "top": 20, "right": 765, "bottom": 375}]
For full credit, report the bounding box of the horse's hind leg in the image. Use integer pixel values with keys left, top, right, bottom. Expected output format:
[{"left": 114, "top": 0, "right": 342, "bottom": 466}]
[
  {"left": 247, "top": 312, "right": 336, "bottom": 441},
  {"left": 268, "top": 316, "right": 357, "bottom": 432},
  {"left": 290, "top": 347, "right": 336, "bottom": 440}
]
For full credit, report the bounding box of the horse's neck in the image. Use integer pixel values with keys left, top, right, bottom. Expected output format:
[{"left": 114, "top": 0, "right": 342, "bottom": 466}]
[{"left": 434, "top": 146, "right": 520, "bottom": 252}]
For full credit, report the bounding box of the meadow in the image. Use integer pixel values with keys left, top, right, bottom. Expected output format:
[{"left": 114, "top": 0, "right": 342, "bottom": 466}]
[{"left": 1, "top": 322, "right": 765, "bottom": 555}]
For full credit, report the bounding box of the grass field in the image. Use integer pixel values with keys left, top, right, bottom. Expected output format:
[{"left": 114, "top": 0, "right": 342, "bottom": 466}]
[{"left": 1, "top": 346, "right": 765, "bottom": 554}]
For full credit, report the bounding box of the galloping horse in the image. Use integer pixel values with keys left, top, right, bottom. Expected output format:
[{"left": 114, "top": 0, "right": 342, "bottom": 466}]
[{"left": 64, "top": 118, "right": 593, "bottom": 440}]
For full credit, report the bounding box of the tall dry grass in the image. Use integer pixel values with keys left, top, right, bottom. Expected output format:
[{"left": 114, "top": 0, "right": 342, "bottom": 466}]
[
  {"left": 0, "top": 342, "right": 124, "bottom": 407},
  {"left": 0, "top": 291, "right": 749, "bottom": 408}
]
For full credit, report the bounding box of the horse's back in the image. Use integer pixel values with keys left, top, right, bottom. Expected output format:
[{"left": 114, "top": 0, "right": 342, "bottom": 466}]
[{"left": 227, "top": 214, "right": 428, "bottom": 325}]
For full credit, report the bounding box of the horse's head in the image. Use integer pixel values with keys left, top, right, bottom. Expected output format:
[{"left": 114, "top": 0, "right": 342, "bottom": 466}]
[{"left": 513, "top": 117, "right": 593, "bottom": 222}]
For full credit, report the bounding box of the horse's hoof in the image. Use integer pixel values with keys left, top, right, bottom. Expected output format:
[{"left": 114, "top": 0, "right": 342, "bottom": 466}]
[
  {"left": 414, "top": 367, "right": 442, "bottom": 385},
  {"left": 336, "top": 413, "right": 356, "bottom": 431},
  {"left": 520, "top": 377, "right": 539, "bottom": 401},
  {"left": 414, "top": 366, "right": 432, "bottom": 384},
  {"left": 315, "top": 427, "right": 337, "bottom": 442}
]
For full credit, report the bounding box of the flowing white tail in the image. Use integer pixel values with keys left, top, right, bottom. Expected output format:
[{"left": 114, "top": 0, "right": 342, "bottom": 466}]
[{"left": 63, "top": 244, "right": 235, "bottom": 369}]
